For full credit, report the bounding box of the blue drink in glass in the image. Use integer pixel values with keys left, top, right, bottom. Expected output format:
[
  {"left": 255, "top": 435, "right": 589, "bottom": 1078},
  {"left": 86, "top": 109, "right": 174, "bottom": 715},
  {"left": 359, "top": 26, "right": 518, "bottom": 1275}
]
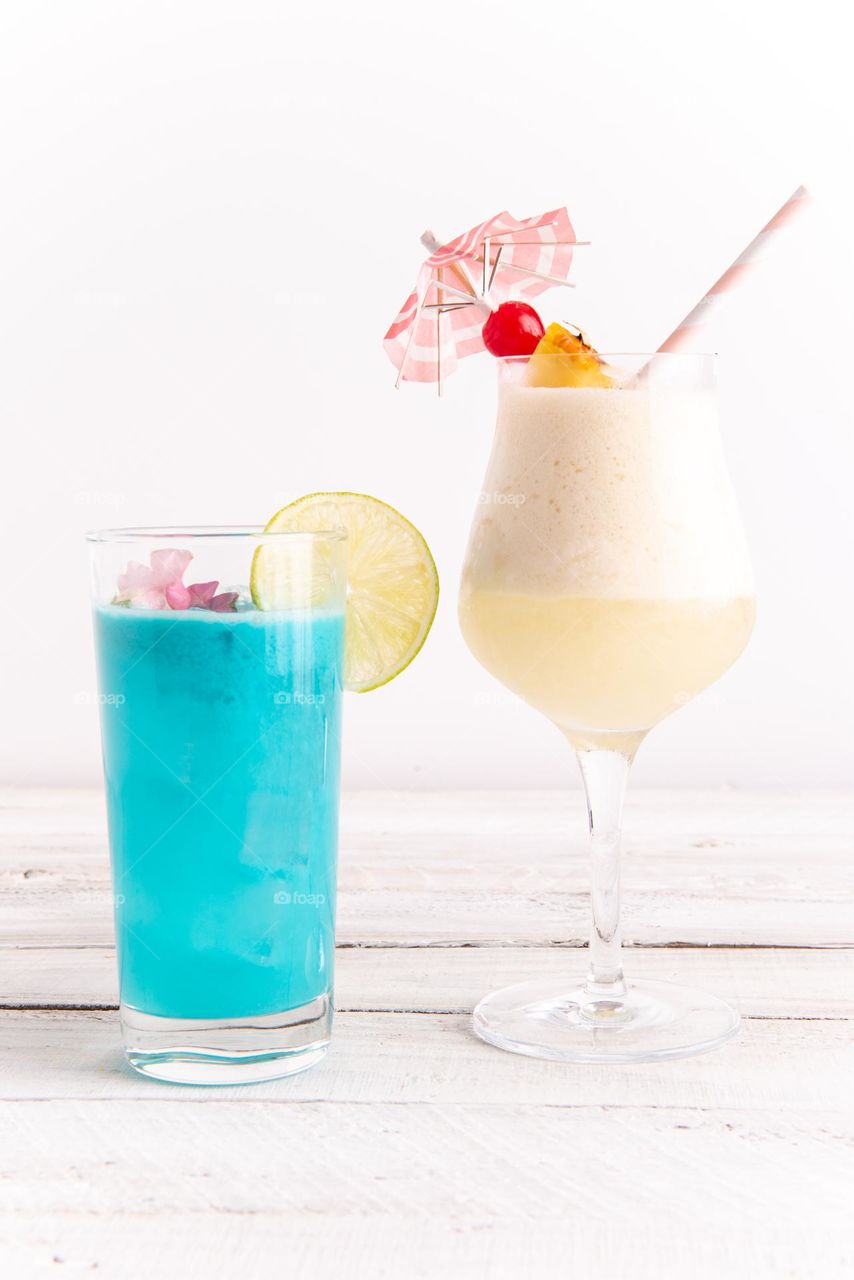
[{"left": 90, "top": 529, "right": 346, "bottom": 1083}]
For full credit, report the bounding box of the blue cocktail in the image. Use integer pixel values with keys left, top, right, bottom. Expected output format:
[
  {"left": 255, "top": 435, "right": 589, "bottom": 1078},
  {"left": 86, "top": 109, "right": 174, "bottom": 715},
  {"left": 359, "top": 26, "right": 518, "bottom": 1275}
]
[
  {"left": 89, "top": 528, "right": 347, "bottom": 1083},
  {"left": 96, "top": 605, "right": 343, "bottom": 1018}
]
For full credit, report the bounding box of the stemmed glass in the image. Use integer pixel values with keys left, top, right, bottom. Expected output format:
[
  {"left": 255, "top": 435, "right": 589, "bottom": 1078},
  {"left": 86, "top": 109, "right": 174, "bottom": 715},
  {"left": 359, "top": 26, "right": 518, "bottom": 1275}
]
[{"left": 459, "top": 353, "right": 755, "bottom": 1063}]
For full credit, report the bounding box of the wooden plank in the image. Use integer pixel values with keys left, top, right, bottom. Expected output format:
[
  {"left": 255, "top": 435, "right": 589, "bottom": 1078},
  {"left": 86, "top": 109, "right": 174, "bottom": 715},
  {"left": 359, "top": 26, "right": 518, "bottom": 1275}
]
[
  {"left": 1, "top": 789, "right": 853, "bottom": 948},
  {"left": 5, "top": 785, "right": 852, "bottom": 838},
  {"left": 5, "top": 884, "right": 850, "bottom": 948},
  {"left": 3, "top": 944, "right": 853, "bottom": 1019},
  {"left": 3, "top": 1209, "right": 851, "bottom": 1280},
  {"left": 0, "top": 1102, "right": 851, "bottom": 1279},
  {"left": 0, "top": 1009, "right": 850, "bottom": 1110}
]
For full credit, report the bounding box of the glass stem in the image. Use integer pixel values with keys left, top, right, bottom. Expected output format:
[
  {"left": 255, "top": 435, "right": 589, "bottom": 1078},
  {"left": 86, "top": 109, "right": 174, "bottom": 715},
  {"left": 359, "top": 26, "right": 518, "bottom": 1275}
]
[{"left": 576, "top": 746, "right": 637, "bottom": 998}]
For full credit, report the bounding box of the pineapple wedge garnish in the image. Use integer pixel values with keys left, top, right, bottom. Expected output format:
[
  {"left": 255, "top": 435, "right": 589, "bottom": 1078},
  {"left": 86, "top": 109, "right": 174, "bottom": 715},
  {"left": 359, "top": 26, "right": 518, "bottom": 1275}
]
[{"left": 526, "top": 322, "right": 612, "bottom": 388}]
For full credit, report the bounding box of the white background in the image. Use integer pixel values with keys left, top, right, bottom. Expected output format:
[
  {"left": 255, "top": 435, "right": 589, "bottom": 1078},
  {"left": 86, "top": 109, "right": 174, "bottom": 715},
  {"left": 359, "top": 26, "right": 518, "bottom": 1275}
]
[{"left": 0, "top": 0, "right": 851, "bottom": 789}]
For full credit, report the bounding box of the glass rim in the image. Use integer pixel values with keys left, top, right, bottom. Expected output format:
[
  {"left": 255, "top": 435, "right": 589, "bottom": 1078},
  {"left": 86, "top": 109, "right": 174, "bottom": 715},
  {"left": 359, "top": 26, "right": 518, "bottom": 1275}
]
[
  {"left": 497, "top": 351, "right": 717, "bottom": 363},
  {"left": 85, "top": 524, "right": 348, "bottom": 544}
]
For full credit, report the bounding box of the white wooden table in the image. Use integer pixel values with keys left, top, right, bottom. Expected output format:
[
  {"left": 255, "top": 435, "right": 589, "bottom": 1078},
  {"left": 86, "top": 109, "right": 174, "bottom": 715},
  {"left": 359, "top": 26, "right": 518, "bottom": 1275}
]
[{"left": 1, "top": 788, "right": 852, "bottom": 1278}]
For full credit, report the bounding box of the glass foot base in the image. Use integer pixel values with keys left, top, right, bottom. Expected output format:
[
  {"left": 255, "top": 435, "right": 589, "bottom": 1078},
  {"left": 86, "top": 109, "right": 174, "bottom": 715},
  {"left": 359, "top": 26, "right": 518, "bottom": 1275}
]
[
  {"left": 120, "top": 994, "right": 332, "bottom": 1085},
  {"left": 473, "top": 977, "right": 740, "bottom": 1064}
]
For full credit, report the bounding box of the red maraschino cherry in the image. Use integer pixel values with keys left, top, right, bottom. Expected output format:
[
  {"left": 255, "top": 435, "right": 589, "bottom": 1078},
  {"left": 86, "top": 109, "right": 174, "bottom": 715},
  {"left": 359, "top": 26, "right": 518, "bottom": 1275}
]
[{"left": 482, "top": 301, "right": 545, "bottom": 357}]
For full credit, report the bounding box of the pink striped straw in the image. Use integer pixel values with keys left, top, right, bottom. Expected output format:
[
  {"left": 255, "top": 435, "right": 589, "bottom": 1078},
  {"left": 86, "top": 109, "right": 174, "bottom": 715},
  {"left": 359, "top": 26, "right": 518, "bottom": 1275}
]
[{"left": 656, "top": 185, "right": 810, "bottom": 354}]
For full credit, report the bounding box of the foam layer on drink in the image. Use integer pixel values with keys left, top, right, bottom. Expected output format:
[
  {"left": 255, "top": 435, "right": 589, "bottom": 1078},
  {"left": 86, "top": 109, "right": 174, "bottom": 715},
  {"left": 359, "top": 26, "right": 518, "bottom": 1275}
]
[{"left": 463, "top": 384, "right": 753, "bottom": 599}]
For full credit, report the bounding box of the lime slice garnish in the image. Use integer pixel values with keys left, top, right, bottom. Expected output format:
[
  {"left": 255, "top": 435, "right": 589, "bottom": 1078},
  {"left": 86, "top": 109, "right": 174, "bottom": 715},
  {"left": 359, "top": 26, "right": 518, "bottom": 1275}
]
[{"left": 251, "top": 492, "right": 439, "bottom": 692}]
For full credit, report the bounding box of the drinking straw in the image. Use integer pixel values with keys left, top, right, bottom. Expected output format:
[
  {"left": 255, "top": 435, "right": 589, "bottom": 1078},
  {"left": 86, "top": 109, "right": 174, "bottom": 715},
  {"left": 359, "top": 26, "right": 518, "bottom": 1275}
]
[{"left": 655, "top": 185, "right": 811, "bottom": 354}]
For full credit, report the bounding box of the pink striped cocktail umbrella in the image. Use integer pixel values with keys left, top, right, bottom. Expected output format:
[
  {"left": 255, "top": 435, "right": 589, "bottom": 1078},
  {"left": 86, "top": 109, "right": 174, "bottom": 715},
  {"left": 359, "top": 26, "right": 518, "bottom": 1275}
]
[{"left": 384, "top": 208, "right": 586, "bottom": 391}]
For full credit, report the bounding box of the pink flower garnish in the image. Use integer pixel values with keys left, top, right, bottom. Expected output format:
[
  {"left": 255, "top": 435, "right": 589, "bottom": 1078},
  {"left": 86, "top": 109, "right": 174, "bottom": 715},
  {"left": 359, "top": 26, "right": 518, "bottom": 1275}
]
[
  {"left": 187, "top": 581, "right": 218, "bottom": 608},
  {"left": 114, "top": 551, "right": 238, "bottom": 613},
  {"left": 164, "top": 581, "right": 192, "bottom": 610},
  {"left": 149, "top": 549, "right": 193, "bottom": 588},
  {"left": 209, "top": 591, "right": 239, "bottom": 612}
]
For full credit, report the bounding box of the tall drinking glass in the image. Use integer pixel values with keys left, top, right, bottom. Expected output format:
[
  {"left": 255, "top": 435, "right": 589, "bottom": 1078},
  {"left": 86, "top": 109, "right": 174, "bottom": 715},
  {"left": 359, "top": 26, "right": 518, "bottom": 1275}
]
[
  {"left": 88, "top": 527, "right": 347, "bottom": 1083},
  {"left": 459, "top": 354, "right": 755, "bottom": 1063}
]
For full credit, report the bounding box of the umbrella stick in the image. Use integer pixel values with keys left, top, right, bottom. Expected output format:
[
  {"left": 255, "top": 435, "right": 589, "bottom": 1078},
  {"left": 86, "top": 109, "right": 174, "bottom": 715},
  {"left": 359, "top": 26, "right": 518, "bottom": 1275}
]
[{"left": 421, "top": 230, "right": 493, "bottom": 312}]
